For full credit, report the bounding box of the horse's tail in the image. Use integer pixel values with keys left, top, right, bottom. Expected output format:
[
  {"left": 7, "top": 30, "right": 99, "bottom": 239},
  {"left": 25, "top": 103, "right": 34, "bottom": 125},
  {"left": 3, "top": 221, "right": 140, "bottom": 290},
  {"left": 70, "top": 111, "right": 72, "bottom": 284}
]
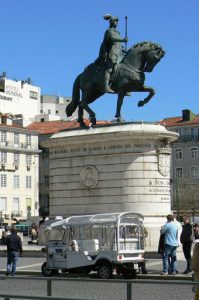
[{"left": 65, "top": 74, "right": 81, "bottom": 117}]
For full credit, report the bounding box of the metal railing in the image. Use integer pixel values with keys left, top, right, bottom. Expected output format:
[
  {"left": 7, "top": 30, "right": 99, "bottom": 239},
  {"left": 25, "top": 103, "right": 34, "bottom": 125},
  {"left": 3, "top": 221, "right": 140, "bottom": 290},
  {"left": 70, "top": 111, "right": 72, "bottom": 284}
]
[{"left": 0, "top": 276, "right": 197, "bottom": 300}]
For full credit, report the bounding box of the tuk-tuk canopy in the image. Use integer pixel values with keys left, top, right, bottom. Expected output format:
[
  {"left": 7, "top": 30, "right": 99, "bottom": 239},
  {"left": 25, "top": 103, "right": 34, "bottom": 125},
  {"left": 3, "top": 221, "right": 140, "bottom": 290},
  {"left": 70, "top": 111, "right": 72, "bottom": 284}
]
[{"left": 47, "top": 212, "right": 144, "bottom": 231}]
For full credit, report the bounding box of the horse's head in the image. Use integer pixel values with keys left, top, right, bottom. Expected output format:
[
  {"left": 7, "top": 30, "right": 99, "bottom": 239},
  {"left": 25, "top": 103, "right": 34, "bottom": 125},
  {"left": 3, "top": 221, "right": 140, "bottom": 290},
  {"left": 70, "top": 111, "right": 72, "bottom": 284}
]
[
  {"left": 144, "top": 42, "right": 165, "bottom": 72},
  {"left": 123, "top": 41, "right": 165, "bottom": 74}
]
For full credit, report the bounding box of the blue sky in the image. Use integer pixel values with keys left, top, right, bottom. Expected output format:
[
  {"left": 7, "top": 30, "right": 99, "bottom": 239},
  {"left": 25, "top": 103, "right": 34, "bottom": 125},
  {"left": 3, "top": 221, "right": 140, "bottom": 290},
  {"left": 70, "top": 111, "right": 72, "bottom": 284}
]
[{"left": 1, "top": 0, "right": 198, "bottom": 122}]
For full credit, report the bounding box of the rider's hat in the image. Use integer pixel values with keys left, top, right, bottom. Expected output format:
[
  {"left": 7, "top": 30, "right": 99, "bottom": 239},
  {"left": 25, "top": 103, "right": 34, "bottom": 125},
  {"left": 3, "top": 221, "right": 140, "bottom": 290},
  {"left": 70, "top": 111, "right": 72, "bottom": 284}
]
[
  {"left": 103, "top": 14, "right": 119, "bottom": 22},
  {"left": 110, "top": 16, "right": 119, "bottom": 21}
]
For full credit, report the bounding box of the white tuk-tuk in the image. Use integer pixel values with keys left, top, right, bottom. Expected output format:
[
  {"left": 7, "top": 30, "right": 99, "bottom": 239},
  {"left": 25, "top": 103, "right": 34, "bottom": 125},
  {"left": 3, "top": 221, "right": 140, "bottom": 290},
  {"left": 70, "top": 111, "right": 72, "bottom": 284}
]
[{"left": 41, "top": 212, "right": 145, "bottom": 279}]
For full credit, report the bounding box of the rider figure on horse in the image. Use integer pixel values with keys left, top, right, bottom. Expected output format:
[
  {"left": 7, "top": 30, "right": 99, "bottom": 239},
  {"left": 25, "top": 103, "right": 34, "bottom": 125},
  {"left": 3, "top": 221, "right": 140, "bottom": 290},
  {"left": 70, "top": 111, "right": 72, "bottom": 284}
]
[{"left": 95, "top": 15, "right": 128, "bottom": 93}]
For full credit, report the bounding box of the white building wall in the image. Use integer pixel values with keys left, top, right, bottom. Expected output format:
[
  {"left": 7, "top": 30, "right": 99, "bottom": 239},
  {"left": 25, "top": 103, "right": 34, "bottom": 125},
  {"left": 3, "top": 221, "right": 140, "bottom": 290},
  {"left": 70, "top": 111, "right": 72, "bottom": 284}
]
[
  {"left": 0, "top": 78, "right": 40, "bottom": 125},
  {"left": 41, "top": 95, "right": 85, "bottom": 121}
]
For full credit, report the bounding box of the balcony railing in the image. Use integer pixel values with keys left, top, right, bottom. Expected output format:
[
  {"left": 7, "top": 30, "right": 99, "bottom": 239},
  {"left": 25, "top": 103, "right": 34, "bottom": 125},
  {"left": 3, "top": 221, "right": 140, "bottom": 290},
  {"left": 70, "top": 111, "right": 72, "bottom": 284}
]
[
  {"left": 0, "top": 141, "right": 38, "bottom": 151},
  {"left": 179, "top": 135, "right": 199, "bottom": 142}
]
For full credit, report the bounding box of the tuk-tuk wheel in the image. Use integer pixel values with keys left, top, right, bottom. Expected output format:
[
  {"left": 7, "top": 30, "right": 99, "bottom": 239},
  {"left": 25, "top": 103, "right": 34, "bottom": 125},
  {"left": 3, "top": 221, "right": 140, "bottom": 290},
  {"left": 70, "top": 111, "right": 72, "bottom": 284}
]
[
  {"left": 52, "top": 269, "right": 59, "bottom": 275},
  {"left": 41, "top": 262, "right": 53, "bottom": 277},
  {"left": 98, "top": 262, "right": 112, "bottom": 279}
]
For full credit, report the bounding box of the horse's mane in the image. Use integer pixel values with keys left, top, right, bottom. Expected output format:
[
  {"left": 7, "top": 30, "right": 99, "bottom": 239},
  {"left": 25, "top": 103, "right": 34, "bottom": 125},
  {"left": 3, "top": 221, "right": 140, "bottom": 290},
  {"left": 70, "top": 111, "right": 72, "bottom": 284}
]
[
  {"left": 123, "top": 41, "right": 165, "bottom": 64},
  {"left": 133, "top": 41, "right": 163, "bottom": 50}
]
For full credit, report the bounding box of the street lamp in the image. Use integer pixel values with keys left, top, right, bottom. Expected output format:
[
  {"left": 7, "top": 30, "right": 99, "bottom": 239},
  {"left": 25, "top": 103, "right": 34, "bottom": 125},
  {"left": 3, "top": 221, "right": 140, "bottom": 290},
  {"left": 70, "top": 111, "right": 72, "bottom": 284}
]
[{"left": 0, "top": 211, "right": 3, "bottom": 229}]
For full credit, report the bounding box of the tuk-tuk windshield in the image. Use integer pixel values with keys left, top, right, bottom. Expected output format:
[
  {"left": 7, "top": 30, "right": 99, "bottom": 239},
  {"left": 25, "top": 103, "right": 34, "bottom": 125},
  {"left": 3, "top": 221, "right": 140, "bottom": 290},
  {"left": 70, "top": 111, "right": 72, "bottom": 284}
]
[
  {"left": 120, "top": 225, "right": 140, "bottom": 239},
  {"left": 47, "top": 228, "right": 65, "bottom": 241},
  {"left": 119, "top": 224, "right": 145, "bottom": 250}
]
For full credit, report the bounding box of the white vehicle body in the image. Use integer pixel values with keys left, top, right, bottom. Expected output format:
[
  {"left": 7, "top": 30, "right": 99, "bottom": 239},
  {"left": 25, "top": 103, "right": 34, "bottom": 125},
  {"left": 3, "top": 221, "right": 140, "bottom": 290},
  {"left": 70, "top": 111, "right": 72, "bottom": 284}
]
[{"left": 41, "top": 212, "right": 145, "bottom": 279}]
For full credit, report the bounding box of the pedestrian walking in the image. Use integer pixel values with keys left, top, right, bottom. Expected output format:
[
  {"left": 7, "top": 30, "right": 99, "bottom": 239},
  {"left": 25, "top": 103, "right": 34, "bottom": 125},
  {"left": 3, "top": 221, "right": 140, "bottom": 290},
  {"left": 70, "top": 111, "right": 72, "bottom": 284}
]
[
  {"left": 1, "top": 230, "right": 8, "bottom": 245},
  {"left": 5, "top": 225, "right": 23, "bottom": 276},
  {"left": 158, "top": 231, "right": 179, "bottom": 275},
  {"left": 180, "top": 215, "right": 193, "bottom": 274},
  {"left": 160, "top": 214, "right": 179, "bottom": 275},
  {"left": 193, "top": 223, "right": 199, "bottom": 240}
]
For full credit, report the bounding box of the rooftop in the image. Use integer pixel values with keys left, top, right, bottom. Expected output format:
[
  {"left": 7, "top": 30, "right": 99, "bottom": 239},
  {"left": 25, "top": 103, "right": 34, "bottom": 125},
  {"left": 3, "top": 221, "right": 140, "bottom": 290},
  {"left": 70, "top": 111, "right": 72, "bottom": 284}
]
[
  {"left": 159, "top": 109, "right": 199, "bottom": 127},
  {"left": 27, "top": 120, "right": 111, "bottom": 135}
]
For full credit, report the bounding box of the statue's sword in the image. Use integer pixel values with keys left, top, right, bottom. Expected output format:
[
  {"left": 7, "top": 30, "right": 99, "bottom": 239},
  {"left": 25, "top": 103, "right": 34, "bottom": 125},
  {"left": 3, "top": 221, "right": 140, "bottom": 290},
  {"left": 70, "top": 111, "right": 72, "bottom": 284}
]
[{"left": 125, "top": 16, "right": 128, "bottom": 52}]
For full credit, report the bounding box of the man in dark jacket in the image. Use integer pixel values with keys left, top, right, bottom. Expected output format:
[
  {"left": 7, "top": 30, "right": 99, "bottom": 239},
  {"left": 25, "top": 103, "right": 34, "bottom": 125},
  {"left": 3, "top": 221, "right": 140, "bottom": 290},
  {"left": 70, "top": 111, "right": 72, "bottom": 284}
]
[
  {"left": 5, "top": 225, "right": 23, "bottom": 276},
  {"left": 180, "top": 215, "right": 193, "bottom": 274}
]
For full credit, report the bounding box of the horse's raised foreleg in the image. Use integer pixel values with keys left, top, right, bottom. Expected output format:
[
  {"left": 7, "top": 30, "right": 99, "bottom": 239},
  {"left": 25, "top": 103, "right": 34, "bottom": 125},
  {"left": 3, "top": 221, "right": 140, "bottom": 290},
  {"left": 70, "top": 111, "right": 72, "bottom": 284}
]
[
  {"left": 115, "top": 93, "right": 125, "bottom": 122},
  {"left": 137, "top": 86, "right": 155, "bottom": 107}
]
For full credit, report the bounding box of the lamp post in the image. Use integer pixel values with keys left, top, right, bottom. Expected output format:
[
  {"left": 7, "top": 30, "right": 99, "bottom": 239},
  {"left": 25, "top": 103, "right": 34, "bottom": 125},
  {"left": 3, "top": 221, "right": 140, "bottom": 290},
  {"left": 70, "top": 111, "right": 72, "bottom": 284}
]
[
  {"left": 192, "top": 207, "right": 195, "bottom": 223},
  {"left": 175, "top": 181, "right": 180, "bottom": 220},
  {"left": 0, "top": 211, "right": 3, "bottom": 229}
]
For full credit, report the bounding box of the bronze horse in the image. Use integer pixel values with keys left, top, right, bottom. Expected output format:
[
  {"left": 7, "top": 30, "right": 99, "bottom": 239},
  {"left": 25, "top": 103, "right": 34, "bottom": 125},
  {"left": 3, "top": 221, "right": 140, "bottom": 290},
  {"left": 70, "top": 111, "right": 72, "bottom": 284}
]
[{"left": 66, "top": 41, "right": 165, "bottom": 127}]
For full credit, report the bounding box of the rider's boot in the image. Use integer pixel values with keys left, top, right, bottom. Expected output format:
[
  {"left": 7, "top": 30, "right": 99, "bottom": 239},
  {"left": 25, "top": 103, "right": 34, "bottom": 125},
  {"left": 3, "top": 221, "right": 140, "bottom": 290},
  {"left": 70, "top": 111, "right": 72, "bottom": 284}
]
[{"left": 104, "top": 73, "right": 114, "bottom": 94}]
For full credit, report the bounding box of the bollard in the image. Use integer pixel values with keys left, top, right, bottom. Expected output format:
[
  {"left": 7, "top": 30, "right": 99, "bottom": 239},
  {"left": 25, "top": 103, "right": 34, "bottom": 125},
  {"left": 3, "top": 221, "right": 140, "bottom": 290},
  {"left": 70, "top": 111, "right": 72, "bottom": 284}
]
[
  {"left": 127, "top": 282, "right": 132, "bottom": 300},
  {"left": 47, "top": 279, "right": 52, "bottom": 296}
]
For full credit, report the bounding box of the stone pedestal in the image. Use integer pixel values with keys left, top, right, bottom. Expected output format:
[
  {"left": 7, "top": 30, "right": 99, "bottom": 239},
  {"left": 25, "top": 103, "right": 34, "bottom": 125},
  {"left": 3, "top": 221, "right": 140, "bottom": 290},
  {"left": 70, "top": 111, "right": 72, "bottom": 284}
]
[{"left": 42, "top": 122, "right": 178, "bottom": 251}]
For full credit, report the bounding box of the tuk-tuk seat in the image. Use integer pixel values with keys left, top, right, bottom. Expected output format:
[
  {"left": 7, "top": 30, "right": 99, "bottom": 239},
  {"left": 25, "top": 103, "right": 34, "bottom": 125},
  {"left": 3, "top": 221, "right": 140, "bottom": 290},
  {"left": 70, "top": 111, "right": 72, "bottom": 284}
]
[
  {"left": 82, "top": 239, "right": 99, "bottom": 256},
  {"left": 71, "top": 240, "right": 79, "bottom": 251}
]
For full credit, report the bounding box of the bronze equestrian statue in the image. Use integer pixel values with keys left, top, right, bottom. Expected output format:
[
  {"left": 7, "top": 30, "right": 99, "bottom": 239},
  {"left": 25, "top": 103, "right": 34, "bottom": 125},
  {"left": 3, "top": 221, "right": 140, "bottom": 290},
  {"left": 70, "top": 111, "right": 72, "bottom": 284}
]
[
  {"left": 66, "top": 15, "right": 165, "bottom": 127},
  {"left": 95, "top": 15, "right": 128, "bottom": 94}
]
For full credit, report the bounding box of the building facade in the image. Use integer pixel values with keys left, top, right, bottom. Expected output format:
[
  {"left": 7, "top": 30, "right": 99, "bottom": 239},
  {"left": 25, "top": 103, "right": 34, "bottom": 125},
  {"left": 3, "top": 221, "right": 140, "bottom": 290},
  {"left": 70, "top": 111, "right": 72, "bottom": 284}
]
[
  {"left": 0, "top": 74, "right": 41, "bottom": 126},
  {"left": 38, "top": 95, "right": 79, "bottom": 122},
  {"left": 0, "top": 114, "right": 40, "bottom": 223},
  {"left": 160, "top": 109, "right": 199, "bottom": 219}
]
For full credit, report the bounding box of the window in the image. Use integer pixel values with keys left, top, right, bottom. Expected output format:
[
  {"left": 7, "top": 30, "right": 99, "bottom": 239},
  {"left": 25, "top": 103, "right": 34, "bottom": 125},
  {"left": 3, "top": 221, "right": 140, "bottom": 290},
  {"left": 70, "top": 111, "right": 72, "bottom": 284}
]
[
  {"left": 43, "top": 157, "right": 49, "bottom": 166},
  {"left": 190, "top": 147, "right": 198, "bottom": 159},
  {"left": 14, "top": 133, "right": 19, "bottom": 145},
  {"left": 26, "top": 176, "right": 32, "bottom": 189},
  {"left": 1, "top": 151, "right": 7, "bottom": 163},
  {"left": 29, "top": 91, "right": 38, "bottom": 99},
  {"left": 191, "top": 128, "right": 199, "bottom": 141},
  {"left": 44, "top": 176, "right": 49, "bottom": 187},
  {"left": 1, "top": 131, "right": 7, "bottom": 143},
  {"left": 0, "top": 174, "right": 7, "bottom": 187},
  {"left": 48, "top": 109, "right": 51, "bottom": 114},
  {"left": 26, "top": 198, "right": 32, "bottom": 209},
  {"left": 0, "top": 197, "right": 7, "bottom": 211},
  {"left": 175, "top": 149, "right": 183, "bottom": 160},
  {"left": 25, "top": 134, "right": 31, "bottom": 147},
  {"left": 13, "top": 153, "right": 20, "bottom": 164},
  {"left": 43, "top": 196, "right": 49, "bottom": 208},
  {"left": 176, "top": 128, "right": 183, "bottom": 140},
  {"left": 175, "top": 167, "right": 183, "bottom": 178},
  {"left": 191, "top": 167, "right": 199, "bottom": 178},
  {"left": 26, "top": 154, "right": 31, "bottom": 165},
  {"left": 13, "top": 175, "right": 20, "bottom": 188},
  {"left": 13, "top": 198, "right": 20, "bottom": 213}
]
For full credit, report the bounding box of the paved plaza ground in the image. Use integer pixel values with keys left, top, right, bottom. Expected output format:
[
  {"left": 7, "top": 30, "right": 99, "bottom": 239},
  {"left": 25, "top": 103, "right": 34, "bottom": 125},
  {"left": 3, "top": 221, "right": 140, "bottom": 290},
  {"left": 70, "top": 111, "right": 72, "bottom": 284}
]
[{"left": 0, "top": 236, "right": 194, "bottom": 279}]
